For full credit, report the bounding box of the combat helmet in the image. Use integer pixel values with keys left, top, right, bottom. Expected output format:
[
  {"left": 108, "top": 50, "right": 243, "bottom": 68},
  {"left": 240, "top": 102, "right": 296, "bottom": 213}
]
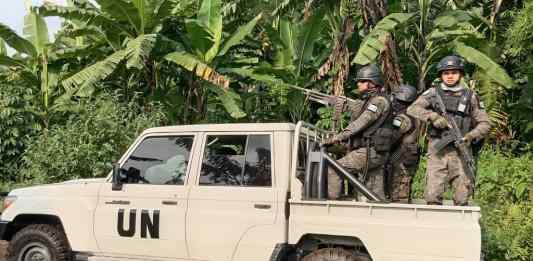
[
  {"left": 436, "top": 55, "right": 465, "bottom": 74},
  {"left": 393, "top": 84, "right": 417, "bottom": 103},
  {"left": 355, "top": 64, "right": 384, "bottom": 87}
]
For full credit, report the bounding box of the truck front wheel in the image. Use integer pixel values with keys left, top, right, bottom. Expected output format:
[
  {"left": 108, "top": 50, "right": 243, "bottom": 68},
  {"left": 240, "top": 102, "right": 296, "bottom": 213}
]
[
  {"left": 301, "top": 248, "right": 371, "bottom": 261},
  {"left": 6, "top": 224, "right": 71, "bottom": 261}
]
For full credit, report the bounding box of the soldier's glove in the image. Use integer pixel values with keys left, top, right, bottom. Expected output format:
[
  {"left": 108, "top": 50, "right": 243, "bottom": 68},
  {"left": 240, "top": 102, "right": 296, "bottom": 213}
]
[
  {"left": 462, "top": 132, "right": 475, "bottom": 145},
  {"left": 430, "top": 114, "right": 449, "bottom": 129},
  {"left": 321, "top": 136, "right": 341, "bottom": 146}
]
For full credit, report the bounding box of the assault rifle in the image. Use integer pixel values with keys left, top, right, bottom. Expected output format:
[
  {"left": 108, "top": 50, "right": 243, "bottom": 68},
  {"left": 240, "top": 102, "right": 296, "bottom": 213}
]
[
  {"left": 287, "top": 84, "right": 361, "bottom": 107},
  {"left": 287, "top": 84, "right": 363, "bottom": 128},
  {"left": 431, "top": 92, "right": 476, "bottom": 185}
]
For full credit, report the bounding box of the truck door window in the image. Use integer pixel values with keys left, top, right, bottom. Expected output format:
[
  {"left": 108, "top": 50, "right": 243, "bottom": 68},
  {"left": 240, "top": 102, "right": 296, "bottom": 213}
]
[
  {"left": 200, "top": 135, "right": 272, "bottom": 187},
  {"left": 121, "top": 136, "right": 194, "bottom": 185}
]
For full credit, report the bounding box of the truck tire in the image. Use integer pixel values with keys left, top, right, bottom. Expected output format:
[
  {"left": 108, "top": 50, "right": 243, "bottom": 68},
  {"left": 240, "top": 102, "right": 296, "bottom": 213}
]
[
  {"left": 301, "top": 247, "right": 371, "bottom": 261},
  {"left": 6, "top": 224, "right": 71, "bottom": 261}
]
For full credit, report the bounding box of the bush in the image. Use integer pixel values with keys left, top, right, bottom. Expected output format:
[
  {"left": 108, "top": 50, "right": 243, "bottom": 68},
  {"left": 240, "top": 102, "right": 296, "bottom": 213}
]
[
  {"left": 0, "top": 83, "right": 40, "bottom": 183},
  {"left": 411, "top": 150, "right": 533, "bottom": 260},
  {"left": 19, "top": 94, "right": 167, "bottom": 184},
  {"left": 476, "top": 150, "right": 533, "bottom": 261}
]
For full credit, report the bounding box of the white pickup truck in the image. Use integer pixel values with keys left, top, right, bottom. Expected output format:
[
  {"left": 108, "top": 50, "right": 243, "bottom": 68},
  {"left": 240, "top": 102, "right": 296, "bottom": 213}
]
[{"left": 0, "top": 122, "right": 482, "bottom": 261}]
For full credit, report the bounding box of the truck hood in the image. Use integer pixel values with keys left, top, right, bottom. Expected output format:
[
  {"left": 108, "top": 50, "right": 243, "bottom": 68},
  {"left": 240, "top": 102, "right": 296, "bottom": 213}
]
[
  {"left": 60, "top": 178, "right": 107, "bottom": 185},
  {"left": 8, "top": 178, "right": 106, "bottom": 197}
]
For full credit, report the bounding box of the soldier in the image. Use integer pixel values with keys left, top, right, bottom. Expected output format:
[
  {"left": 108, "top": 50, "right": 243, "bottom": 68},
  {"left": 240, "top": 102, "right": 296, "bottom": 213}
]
[
  {"left": 388, "top": 84, "right": 421, "bottom": 202},
  {"left": 407, "top": 55, "right": 490, "bottom": 205},
  {"left": 322, "top": 64, "right": 393, "bottom": 200}
]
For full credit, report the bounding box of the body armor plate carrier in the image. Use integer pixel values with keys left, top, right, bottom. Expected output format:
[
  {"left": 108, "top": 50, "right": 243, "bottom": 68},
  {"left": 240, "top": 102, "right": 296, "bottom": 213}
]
[{"left": 429, "top": 87, "right": 473, "bottom": 137}]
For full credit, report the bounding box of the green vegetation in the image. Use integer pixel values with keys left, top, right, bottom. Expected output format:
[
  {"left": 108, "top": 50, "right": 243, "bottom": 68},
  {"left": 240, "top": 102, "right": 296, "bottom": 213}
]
[{"left": 1, "top": 0, "right": 532, "bottom": 259}]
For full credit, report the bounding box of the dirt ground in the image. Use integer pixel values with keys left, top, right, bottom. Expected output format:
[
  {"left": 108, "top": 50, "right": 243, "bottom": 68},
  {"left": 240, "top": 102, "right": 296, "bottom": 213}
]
[{"left": 0, "top": 241, "right": 6, "bottom": 261}]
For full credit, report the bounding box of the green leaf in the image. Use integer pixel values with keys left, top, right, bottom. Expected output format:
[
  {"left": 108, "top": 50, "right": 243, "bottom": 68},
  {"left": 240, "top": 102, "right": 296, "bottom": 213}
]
[
  {"left": 96, "top": 0, "right": 141, "bottom": 35},
  {"left": 218, "top": 13, "right": 262, "bottom": 56},
  {"left": 197, "top": 0, "right": 222, "bottom": 62},
  {"left": 0, "top": 55, "right": 30, "bottom": 69},
  {"left": 185, "top": 19, "right": 213, "bottom": 59},
  {"left": 295, "top": 8, "right": 325, "bottom": 76},
  {"left": 165, "top": 51, "right": 230, "bottom": 89},
  {"left": 125, "top": 34, "right": 157, "bottom": 69},
  {"left": 434, "top": 10, "right": 472, "bottom": 28},
  {"left": 23, "top": 9, "right": 49, "bottom": 55},
  {"left": 37, "top": 4, "right": 130, "bottom": 37},
  {"left": 216, "top": 86, "right": 246, "bottom": 119},
  {"left": 0, "top": 23, "right": 36, "bottom": 56},
  {"left": 352, "top": 12, "right": 413, "bottom": 65},
  {"left": 62, "top": 49, "right": 128, "bottom": 96},
  {"left": 149, "top": 0, "right": 176, "bottom": 32},
  {"left": 454, "top": 42, "right": 514, "bottom": 87},
  {"left": 228, "top": 67, "right": 293, "bottom": 88},
  {"left": 428, "top": 27, "right": 483, "bottom": 40},
  {"left": 274, "top": 19, "right": 295, "bottom": 69},
  {"left": 210, "top": 86, "right": 246, "bottom": 119},
  {"left": 132, "top": 0, "right": 148, "bottom": 33},
  {"left": 0, "top": 39, "right": 6, "bottom": 56}
]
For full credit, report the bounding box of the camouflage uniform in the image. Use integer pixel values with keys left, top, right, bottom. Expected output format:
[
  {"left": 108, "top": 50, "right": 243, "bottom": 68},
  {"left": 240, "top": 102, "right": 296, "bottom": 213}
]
[
  {"left": 407, "top": 84, "right": 490, "bottom": 205},
  {"left": 327, "top": 94, "right": 391, "bottom": 199},
  {"left": 389, "top": 113, "right": 421, "bottom": 202}
]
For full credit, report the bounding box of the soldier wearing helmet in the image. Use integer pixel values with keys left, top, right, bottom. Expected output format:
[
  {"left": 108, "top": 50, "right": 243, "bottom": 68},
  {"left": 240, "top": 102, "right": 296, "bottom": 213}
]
[
  {"left": 388, "top": 84, "right": 421, "bottom": 202},
  {"left": 322, "top": 64, "right": 393, "bottom": 200},
  {"left": 407, "top": 55, "right": 490, "bottom": 205}
]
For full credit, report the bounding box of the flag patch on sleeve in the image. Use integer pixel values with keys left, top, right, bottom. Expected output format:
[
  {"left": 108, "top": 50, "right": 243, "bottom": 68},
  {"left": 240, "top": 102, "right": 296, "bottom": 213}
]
[{"left": 367, "top": 104, "right": 378, "bottom": 113}]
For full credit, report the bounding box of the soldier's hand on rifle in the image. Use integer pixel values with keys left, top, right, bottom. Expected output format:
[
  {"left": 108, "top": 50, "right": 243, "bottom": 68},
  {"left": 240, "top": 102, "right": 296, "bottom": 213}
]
[
  {"left": 430, "top": 114, "right": 449, "bottom": 129},
  {"left": 321, "top": 136, "right": 341, "bottom": 146},
  {"left": 462, "top": 132, "right": 475, "bottom": 145}
]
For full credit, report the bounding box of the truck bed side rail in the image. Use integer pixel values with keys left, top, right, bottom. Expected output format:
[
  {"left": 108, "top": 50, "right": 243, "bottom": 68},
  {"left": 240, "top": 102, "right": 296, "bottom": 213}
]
[{"left": 293, "top": 121, "right": 384, "bottom": 202}]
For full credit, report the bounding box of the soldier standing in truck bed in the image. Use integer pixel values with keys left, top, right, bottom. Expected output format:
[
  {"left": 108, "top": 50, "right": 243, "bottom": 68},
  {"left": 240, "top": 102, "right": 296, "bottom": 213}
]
[
  {"left": 322, "top": 64, "right": 394, "bottom": 200},
  {"left": 407, "top": 55, "right": 490, "bottom": 205},
  {"left": 388, "top": 84, "right": 421, "bottom": 202}
]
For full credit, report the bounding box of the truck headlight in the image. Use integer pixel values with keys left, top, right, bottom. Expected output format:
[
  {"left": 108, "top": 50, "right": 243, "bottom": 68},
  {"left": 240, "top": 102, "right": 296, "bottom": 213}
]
[{"left": 2, "top": 196, "right": 17, "bottom": 211}]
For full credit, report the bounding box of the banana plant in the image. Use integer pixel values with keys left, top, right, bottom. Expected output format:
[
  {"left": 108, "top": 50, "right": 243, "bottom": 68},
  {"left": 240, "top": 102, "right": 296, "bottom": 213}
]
[
  {"left": 163, "top": 0, "right": 263, "bottom": 121},
  {"left": 353, "top": 0, "right": 512, "bottom": 91},
  {"left": 38, "top": 0, "right": 178, "bottom": 97},
  {"left": 0, "top": 5, "right": 68, "bottom": 129},
  {"left": 224, "top": 8, "right": 331, "bottom": 122}
]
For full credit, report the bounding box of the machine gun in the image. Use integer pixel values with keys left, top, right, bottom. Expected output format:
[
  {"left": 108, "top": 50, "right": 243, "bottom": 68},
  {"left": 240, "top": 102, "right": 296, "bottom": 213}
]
[{"left": 431, "top": 92, "right": 476, "bottom": 185}]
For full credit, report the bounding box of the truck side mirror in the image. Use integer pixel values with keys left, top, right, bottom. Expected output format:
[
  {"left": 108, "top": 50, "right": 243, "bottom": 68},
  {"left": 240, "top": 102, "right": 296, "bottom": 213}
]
[{"left": 112, "top": 163, "right": 123, "bottom": 191}]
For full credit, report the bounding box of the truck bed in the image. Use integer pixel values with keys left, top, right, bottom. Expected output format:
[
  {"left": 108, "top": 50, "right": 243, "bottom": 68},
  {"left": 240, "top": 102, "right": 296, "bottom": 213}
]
[{"left": 288, "top": 199, "right": 481, "bottom": 261}]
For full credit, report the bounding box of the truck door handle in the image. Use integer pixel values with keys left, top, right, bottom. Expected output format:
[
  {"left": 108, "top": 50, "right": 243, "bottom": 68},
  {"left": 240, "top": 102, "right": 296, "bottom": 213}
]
[
  {"left": 162, "top": 200, "right": 178, "bottom": 205},
  {"left": 105, "top": 200, "right": 130, "bottom": 205},
  {"left": 254, "top": 204, "right": 271, "bottom": 209}
]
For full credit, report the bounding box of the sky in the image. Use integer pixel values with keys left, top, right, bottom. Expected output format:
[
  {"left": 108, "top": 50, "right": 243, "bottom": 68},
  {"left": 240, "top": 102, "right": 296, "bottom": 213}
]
[{"left": 1, "top": 0, "right": 67, "bottom": 53}]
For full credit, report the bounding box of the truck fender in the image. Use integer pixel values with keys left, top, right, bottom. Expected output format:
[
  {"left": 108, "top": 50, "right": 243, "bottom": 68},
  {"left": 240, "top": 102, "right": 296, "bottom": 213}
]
[
  {"left": 2, "top": 214, "right": 65, "bottom": 242},
  {"left": 295, "top": 234, "right": 370, "bottom": 258}
]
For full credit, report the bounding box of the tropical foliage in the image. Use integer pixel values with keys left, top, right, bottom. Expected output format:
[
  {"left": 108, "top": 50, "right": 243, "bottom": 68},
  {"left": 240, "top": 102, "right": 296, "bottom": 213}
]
[{"left": 1, "top": 0, "right": 532, "bottom": 259}]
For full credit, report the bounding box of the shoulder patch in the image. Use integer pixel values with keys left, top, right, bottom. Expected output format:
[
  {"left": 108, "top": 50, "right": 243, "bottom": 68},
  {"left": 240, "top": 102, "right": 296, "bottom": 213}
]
[
  {"left": 393, "top": 117, "right": 403, "bottom": 128},
  {"left": 367, "top": 104, "right": 378, "bottom": 113}
]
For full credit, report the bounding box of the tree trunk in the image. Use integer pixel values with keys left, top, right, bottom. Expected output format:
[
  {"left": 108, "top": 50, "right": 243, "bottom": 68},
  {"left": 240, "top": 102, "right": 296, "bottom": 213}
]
[
  {"left": 359, "top": 0, "right": 402, "bottom": 90},
  {"left": 314, "top": 17, "right": 355, "bottom": 96}
]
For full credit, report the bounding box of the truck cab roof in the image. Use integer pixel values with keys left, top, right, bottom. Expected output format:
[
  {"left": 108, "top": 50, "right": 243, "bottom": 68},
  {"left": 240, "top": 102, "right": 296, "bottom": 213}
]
[{"left": 143, "top": 122, "right": 296, "bottom": 134}]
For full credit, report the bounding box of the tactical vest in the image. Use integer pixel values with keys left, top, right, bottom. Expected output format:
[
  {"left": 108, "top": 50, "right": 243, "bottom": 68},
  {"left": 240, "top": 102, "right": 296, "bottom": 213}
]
[
  {"left": 349, "top": 94, "right": 400, "bottom": 153},
  {"left": 429, "top": 87, "right": 473, "bottom": 137}
]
